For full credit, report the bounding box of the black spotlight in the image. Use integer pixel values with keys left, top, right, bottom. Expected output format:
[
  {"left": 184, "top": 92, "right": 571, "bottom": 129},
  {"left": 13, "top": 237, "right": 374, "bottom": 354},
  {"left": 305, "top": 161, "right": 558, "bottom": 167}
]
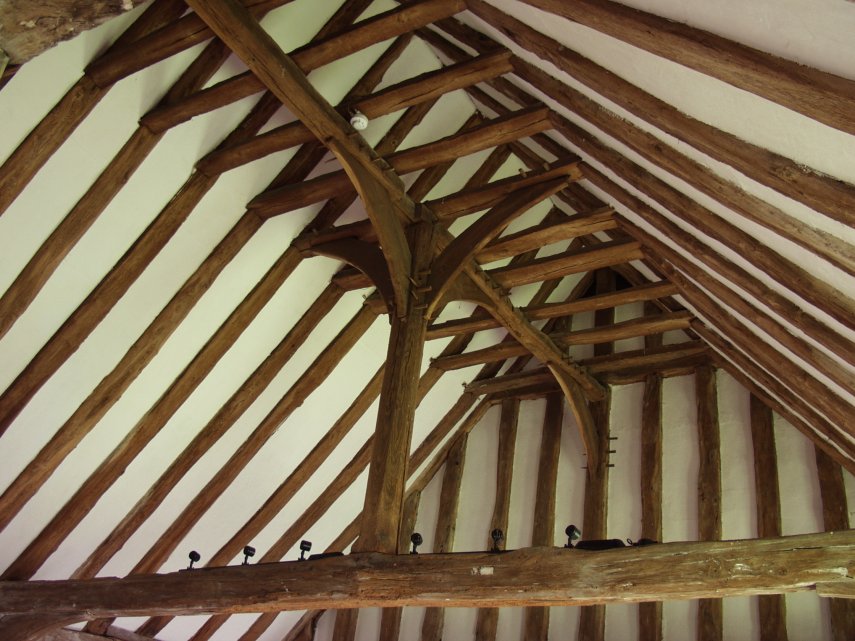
[
  {"left": 242, "top": 545, "right": 256, "bottom": 565},
  {"left": 410, "top": 532, "right": 423, "bottom": 554},
  {"left": 299, "top": 540, "right": 313, "bottom": 561},
  {"left": 564, "top": 524, "right": 581, "bottom": 548},
  {"left": 490, "top": 528, "right": 504, "bottom": 553},
  {"left": 187, "top": 550, "right": 201, "bottom": 570}
]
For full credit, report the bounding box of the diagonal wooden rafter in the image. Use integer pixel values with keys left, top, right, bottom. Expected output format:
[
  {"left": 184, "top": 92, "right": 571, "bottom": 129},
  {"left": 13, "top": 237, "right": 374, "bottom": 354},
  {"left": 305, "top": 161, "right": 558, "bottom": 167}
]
[{"left": 515, "top": 0, "right": 855, "bottom": 136}]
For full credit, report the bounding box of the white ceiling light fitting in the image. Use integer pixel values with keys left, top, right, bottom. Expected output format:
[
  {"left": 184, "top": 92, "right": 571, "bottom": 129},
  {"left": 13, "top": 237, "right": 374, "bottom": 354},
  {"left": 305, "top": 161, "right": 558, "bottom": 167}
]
[{"left": 349, "top": 109, "right": 369, "bottom": 130}]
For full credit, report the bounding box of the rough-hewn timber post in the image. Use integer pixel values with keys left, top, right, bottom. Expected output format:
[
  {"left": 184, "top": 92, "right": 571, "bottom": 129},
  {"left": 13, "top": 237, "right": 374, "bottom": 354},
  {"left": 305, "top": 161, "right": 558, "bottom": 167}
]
[{"left": 358, "top": 220, "right": 435, "bottom": 553}]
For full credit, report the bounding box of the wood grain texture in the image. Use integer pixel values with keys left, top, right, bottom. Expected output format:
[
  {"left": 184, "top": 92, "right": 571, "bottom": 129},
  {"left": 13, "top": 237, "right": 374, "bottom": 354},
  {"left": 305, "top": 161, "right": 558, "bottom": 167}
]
[
  {"left": 426, "top": 157, "right": 582, "bottom": 221},
  {"left": 5, "top": 532, "right": 855, "bottom": 622},
  {"left": 815, "top": 448, "right": 855, "bottom": 641},
  {"left": 642, "top": 250, "right": 855, "bottom": 463},
  {"left": 488, "top": 239, "right": 642, "bottom": 289},
  {"left": 749, "top": 395, "right": 788, "bottom": 641},
  {"left": 516, "top": 0, "right": 855, "bottom": 135},
  {"left": 578, "top": 393, "right": 610, "bottom": 641},
  {"left": 524, "top": 393, "right": 563, "bottom": 640},
  {"left": 639, "top": 371, "right": 663, "bottom": 641},
  {"left": 427, "top": 280, "right": 674, "bottom": 339},
  {"left": 475, "top": 398, "right": 519, "bottom": 641},
  {"left": 554, "top": 113, "right": 855, "bottom": 334},
  {"left": 696, "top": 365, "right": 722, "bottom": 641},
  {"left": 421, "top": 433, "right": 468, "bottom": 641},
  {"left": 470, "top": 0, "right": 855, "bottom": 231},
  {"left": 0, "top": 0, "right": 187, "bottom": 214}
]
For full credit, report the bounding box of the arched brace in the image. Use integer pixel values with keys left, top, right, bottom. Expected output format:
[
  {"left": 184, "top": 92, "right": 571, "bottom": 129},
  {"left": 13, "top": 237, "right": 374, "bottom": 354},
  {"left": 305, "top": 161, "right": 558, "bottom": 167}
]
[
  {"left": 310, "top": 239, "right": 396, "bottom": 313},
  {"left": 0, "top": 613, "right": 82, "bottom": 641},
  {"left": 333, "top": 144, "right": 413, "bottom": 317},
  {"left": 426, "top": 177, "right": 570, "bottom": 317},
  {"left": 430, "top": 272, "right": 497, "bottom": 319},
  {"left": 548, "top": 363, "right": 601, "bottom": 474}
]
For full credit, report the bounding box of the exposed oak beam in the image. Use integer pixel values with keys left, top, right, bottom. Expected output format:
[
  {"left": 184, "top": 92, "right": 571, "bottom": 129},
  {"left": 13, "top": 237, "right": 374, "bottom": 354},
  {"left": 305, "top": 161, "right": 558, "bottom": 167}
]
[
  {"left": 470, "top": 0, "right": 855, "bottom": 230},
  {"left": 524, "top": 393, "right": 563, "bottom": 639},
  {"left": 750, "top": 396, "right": 789, "bottom": 641},
  {"left": 3, "top": 532, "right": 854, "bottom": 626},
  {"left": 515, "top": 0, "right": 855, "bottom": 136},
  {"left": 696, "top": 365, "right": 723, "bottom": 641},
  {"left": 248, "top": 105, "right": 553, "bottom": 218},
  {"left": 196, "top": 45, "right": 509, "bottom": 176},
  {"left": 639, "top": 365, "right": 663, "bottom": 641},
  {"left": 0, "top": 0, "right": 187, "bottom": 216},
  {"left": 427, "top": 280, "right": 674, "bottom": 339},
  {"left": 426, "top": 157, "right": 582, "bottom": 220},
  {"left": 475, "top": 398, "right": 519, "bottom": 640},
  {"left": 477, "top": 206, "right": 615, "bottom": 263}
]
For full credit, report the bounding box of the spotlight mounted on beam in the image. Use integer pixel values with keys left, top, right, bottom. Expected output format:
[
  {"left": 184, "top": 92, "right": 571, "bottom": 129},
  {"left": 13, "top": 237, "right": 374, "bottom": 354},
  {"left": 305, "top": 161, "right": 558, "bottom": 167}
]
[
  {"left": 299, "top": 540, "right": 312, "bottom": 561},
  {"left": 490, "top": 528, "right": 504, "bottom": 553},
  {"left": 410, "top": 532, "right": 423, "bottom": 554},
  {"left": 564, "top": 524, "right": 581, "bottom": 548},
  {"left": 242, "top": 545, "right": 256, "bottom": 565},
  {"left": 187, "top": 550, "right": 201, "bottom": 570}
]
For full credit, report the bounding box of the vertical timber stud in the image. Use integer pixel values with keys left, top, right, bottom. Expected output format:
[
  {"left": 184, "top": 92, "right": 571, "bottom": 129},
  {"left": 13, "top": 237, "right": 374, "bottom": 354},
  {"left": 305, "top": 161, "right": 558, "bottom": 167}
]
[
  {"left": 639, "top": 301, "right": 663, "bottom": 641},
  {"left": 749, "top": 395, "right": 788, "bottom": 641},
  {"left": 578, "top": 268, "right": 614, "bottom": 641},
  {"left": 639, "top": 373, "right": 663, "bottom": 640},
  {"left": 359, "top": 220, "right": 435, "bottom": 553},
  {"left": 696, "top": 366, "right": 722, "bottom": 641},
  {"left": 475, "top": 398, "right": 519, "bottom": 641},
  {"left": 578, "top": 394, "right": 611, "bottom": 641},
  {"left": 815, "top": 446, "right": 855, "bottom": 640},
  {"left": 524, "top": 393, "right": 564, "bottom": 640},
  {"left": 378, "top": 490, "right": 421, "bottom": 641},
  {"left": 421, "top": 433, "right": 468, "bottom": 641}
]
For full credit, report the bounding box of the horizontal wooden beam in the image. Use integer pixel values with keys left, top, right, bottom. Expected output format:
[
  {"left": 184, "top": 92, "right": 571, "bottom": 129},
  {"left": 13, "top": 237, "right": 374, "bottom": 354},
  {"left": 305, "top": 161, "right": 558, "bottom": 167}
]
[
  {"left": 3, "top": 532, "right": 853, "bottom": 625},
  {"left": 427, "top": 280, "right": 675, "bottom": 339},
  {"left": 477, "top": 206, "right": 615, "bottom": 263},
  {"left": 248, "top": 105, "right": 553, "bottom": 217},
  {"left": 465, "top": 341, "right": 709, "bottom": 396},
  {"left": 488, "top": 240, "right": 642, "bottom": 289},
  {"left": 426, "top": 157, "right": 582, "bottom": 220},
  {"left": 196, "top": 46, "right": 510, "bottom": 175},
  {"left": 433, "top": 311, "right": 692, "bottom": 370}
]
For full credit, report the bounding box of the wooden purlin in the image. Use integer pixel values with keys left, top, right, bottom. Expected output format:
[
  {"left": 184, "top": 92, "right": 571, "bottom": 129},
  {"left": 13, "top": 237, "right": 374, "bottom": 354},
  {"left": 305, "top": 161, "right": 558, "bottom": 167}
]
[{"left": 248, "top": 105, "right": 555, "bottom": 218}]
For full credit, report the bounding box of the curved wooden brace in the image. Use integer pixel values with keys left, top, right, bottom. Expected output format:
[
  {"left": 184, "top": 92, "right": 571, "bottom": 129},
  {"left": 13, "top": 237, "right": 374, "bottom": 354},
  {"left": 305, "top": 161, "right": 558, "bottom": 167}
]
[
  {"left": 333, "top": 145, "right": 413, "bottom": 317},
  {"left": 547, "top": 364, "right": 600, "bottom": 474},
  {"left": 426, "top": 177, "right": 569, "bottom": 317},
  {"left": 0, "top": 613, "right": 81, "bottom": 641},
  {"left": 309, "top": 239, "right": 396, "bottom": 312}
]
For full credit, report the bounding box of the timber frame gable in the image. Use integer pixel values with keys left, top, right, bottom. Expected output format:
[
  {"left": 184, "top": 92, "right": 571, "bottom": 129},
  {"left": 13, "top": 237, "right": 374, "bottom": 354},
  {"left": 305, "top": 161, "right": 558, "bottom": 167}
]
[{"left": 0, "top": 1, "right": 853, "bottom": 640}]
